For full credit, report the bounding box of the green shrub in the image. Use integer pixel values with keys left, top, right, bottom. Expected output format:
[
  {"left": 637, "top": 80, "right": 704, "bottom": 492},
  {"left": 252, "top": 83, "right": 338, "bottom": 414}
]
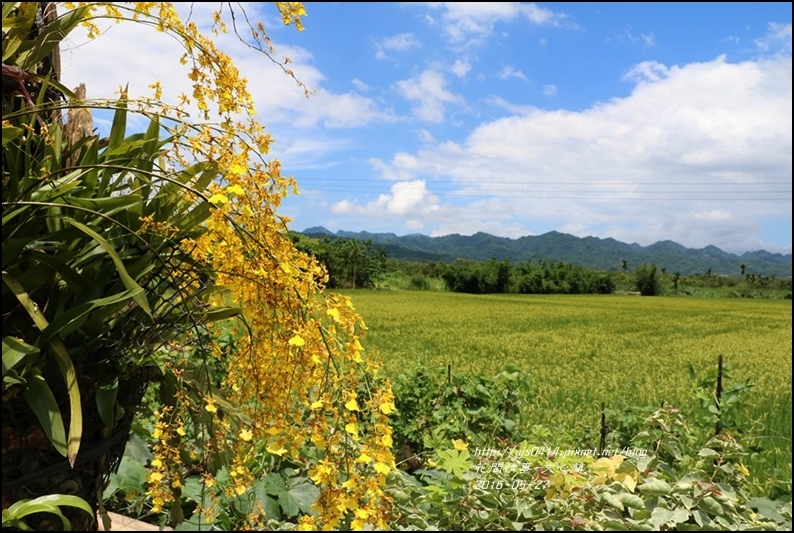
[
  {"left": 385, "top": 405, "right": 793, "bottom": 531},
  {"left": 390, "top": 365, "right": 530, "bottom": 470},
  {"left": 408, "top": 274, "right": 431, "bottom": 291},
  {"left": 634, "top": 262, "right": 662, "bottom": 296}
]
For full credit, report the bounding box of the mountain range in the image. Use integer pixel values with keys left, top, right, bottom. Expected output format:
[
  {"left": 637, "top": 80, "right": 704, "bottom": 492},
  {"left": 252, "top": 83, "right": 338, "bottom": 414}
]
[{"left": 300, "top": 227, "right": 792, "bottom": 278}]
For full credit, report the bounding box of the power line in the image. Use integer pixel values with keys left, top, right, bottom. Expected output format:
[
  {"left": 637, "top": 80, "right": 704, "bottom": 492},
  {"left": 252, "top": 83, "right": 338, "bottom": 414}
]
[
  {"left": 292, "top": 182, "right": 791, "bottom": 201},
  {"left": 295, "top": 178, "right": 791, "bottom": 186}
]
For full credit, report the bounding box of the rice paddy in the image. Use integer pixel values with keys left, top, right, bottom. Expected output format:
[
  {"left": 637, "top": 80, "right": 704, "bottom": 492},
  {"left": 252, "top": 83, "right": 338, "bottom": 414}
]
[{"left": 344, "top": 290, "right": 792, "bottom": 496}]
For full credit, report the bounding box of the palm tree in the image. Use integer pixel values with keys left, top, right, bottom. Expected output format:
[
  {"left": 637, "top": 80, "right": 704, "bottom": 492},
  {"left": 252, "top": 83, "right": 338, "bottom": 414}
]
[{"left": 347, "top": 239, "right": 366, "bottom": 288}]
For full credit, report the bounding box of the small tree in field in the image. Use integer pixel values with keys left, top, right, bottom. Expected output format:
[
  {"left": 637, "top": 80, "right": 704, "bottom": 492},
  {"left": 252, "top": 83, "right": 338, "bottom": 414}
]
[{"left": 634, "top": 262, "right": 661, "bottom": 296}]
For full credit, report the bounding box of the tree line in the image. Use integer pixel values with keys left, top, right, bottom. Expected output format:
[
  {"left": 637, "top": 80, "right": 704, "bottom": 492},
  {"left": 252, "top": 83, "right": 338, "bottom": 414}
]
[
  {"left": 292, "top": 234, "right": 387, "bottom": 289},
  {"left": 293, "top": 233, "right": 791, "bottom": 297}
]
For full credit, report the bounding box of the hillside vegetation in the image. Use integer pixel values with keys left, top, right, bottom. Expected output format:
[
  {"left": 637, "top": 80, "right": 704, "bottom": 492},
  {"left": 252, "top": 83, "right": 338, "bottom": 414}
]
[{"left": 301, "top": 227, "right": 792, "bottom": 278}]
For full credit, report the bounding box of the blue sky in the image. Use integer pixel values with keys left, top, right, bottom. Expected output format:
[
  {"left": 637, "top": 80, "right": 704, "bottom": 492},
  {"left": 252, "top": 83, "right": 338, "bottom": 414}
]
[{"left": 60, "top": 2, "right": 792, "bottom": 254}]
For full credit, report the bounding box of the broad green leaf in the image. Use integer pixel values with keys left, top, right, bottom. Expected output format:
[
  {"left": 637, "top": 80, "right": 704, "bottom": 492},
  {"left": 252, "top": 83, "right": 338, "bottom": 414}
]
[
  {"left": 174, "top": 516, "right": 218, "bottom": 531},
  {"left": 181, "top": 476, "right": 207, "bottom": 505},
  {"left": 635, "top": 454, "right": 653, "bottom": 473},
  {"left": 101, "top": 135, "right": 154, "bottom": 157},
  {"left": 618, "top": 493, "right": 645, "bottom": 510},
  {"left": 263, "top": 473, "right": 286, "bottom": 496},
  {"left": 748, "top": 497, "right": 788, "bottom": 524},
  {"left": 603, "top": 519, "right": 629, "bottom": 530},
  {"left": 601, "top": 492, "right": 624, "bottom": 511},
  {"left": 692, "top": 509, "right": 710, "bottom": 527},
  {"left": 7, "top": 503, "right": 69, "bottom": 530},
  {"left": 435, "top": 448, "right": 472, "bottom": 478},
  {"left": 679, "top": 495, "right": 695, "bottom": 510},
  {"left": 121, "top": 256, "right": 157, "bottom": 287},
  {"left": 638, "top": 478, "right": 671, "bottom": 496},
  {"left": 629, "top": 509, "right": 651, "bottom": 521},
  {"left": 672, "top": 507, "right": 690, "bottom": 524},
  {"left": 43, "top": 115, "right": 64, "bottom": 163},
  {"left": 2, "top": 34, "right": 23, "bottom": 63},
  {"left": 132, "top": 116, "right": 162, "bottom": 191},
  {"left": 651, "top": 508, "right": 676, "bottom": 529},
  {"left": 697, "top": 496, "right": 724, "bottom": 516},
  {"left": 514, "top": 498, "right": 532, "bottom": 519},
  {"left": 22, "top": 372, "right": 67, "bottom": 456},
  {"left": 194, "top": 162, "right": 220, "bottom": 192},
  {"left": 80, "top": 144, "right": 100, "bottom": 189},
  {"left": 278, "top": 480, "right": 319, "bottom": 517},
  {"left": 257, "top": 488, "right": 281, "bottom": 521},
  {"left": 102, "top": 456, "right": 148, "bottom": 499},
  {"left": 123, "top": 434, "right": 153, "bottom": 465},
  {"left": 714, "top": 483, "right": 735, "bottom": 502},
  {"left": 251, "top": 479, "right": 281, "bottom": 520}
]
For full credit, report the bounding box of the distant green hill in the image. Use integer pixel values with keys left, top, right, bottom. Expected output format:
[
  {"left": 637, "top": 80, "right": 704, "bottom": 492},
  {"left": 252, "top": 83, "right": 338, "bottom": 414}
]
[{"left": 300, "top": 227, "right": 792, "bottom": 278}]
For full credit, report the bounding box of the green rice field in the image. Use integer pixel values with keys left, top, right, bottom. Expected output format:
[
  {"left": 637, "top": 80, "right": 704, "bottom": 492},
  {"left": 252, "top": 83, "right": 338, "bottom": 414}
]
[{"left": 343, "top": 290, "right": 792, "bottom": 497}]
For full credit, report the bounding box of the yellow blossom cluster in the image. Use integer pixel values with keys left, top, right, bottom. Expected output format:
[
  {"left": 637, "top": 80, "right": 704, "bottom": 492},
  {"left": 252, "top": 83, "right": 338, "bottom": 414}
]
[
  {"left": 61, "top": 2, "right": 396, "bottom": 529},
  {"left": 138, "top": 215, "right": 179, "bottom": 238},
  {"left": 145, "top": 406, "right": 182, "bottom": 515}
]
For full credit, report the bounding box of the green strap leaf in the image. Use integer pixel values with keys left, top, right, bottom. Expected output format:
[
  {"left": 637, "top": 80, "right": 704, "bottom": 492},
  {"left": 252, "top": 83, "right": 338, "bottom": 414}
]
[
  {"left": 62, "top": 218, "right": 152, "bottom": 318},
  {"left": 2, "top": 2, "right": 38, "bottom": 62},
  {"left": 65, "top": 193, "right": 143, "bottom": 213},
  {"left": 16, "top": 6, "right": 90, "bottom": 71},
  {"left": 2, "top": 1, "right": 26, "bottom": 20},
  {"left": 2, "top": 272, "right": 83, "bottom": 465},
  {"left": 37, "top": 287, "right": 145, "bottom": 347},
  {"left": 204, "top": 307, "right": 242, "bottom": 323},
  {"left": 29, "top": 177, "right": 81, "bottom": 202},
  {"left": 2, "top": 336, "right": 40, "bottom": 373},
  {"left": 28, "top": 251, "right": 93, "bottom": 295},
  {"left": 1, "top": 205, "right": 29, "bottom": 226},
  {"left": 96, "top": 378, "right": 119, "bottom": 428},
  {"left": 22, "top": 372, "right": 68, "bottom": 457},
  {"left": 5, "top": 494, "right": 93, "bottom": 531},
  {"left": 107, "top": 89, "right": 128, "bottom": 150},
  {"left": 2, "top": 124, "right": 23, "bottom": 146}
]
